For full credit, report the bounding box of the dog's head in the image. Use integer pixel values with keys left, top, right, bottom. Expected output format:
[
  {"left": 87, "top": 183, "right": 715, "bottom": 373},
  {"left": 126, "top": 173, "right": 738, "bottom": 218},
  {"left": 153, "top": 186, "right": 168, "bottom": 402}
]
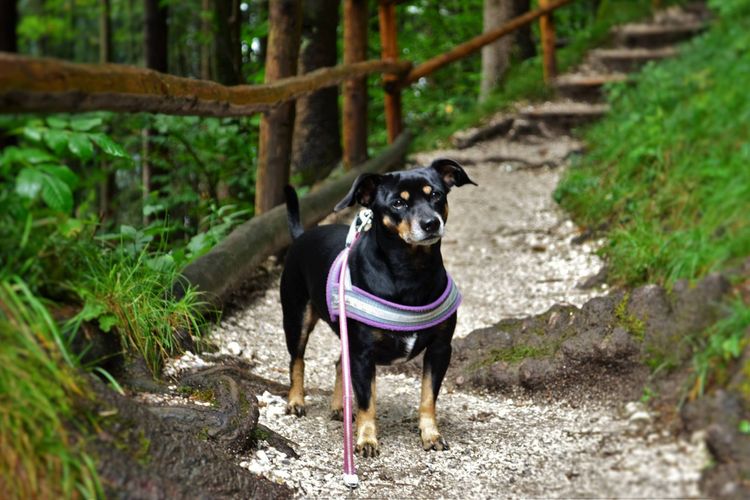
[{"left": 334, "top": 158, "right": 476, "bottom": 246}]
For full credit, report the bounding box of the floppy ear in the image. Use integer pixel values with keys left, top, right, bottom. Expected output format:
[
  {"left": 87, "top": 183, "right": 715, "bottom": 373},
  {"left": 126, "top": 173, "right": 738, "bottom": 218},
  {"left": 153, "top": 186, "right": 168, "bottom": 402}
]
[
  {"left": 334, "top": 173, "right": 382, "bottom": 212},
  {"left": 430, "top": 158, "right": 477, "bottom": 188}
]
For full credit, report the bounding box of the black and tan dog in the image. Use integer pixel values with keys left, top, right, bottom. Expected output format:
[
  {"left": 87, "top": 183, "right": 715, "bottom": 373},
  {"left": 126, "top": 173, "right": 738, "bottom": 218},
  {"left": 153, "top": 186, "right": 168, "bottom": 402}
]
[{"left": 280, "top": 158, "right": 475, "bottom": 456}]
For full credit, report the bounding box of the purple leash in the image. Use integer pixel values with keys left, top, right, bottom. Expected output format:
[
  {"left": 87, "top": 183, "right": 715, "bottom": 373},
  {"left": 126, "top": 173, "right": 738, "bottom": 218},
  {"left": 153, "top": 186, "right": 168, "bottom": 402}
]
[{"left": 338, "top": 209, "right": 373, "bottom": 489}]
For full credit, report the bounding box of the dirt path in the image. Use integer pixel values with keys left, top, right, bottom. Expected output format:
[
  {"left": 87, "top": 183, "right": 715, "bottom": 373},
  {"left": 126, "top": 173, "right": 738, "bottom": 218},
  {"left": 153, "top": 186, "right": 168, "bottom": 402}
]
[{"left": 190, "top": 131, "right": 709, "bottom": 498}]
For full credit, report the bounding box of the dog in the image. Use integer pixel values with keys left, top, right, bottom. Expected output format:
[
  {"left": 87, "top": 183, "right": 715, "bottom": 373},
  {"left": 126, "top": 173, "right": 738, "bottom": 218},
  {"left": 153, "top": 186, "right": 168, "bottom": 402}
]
[{"left": 280, "top": 158, "right": 476, "bottom": 457}]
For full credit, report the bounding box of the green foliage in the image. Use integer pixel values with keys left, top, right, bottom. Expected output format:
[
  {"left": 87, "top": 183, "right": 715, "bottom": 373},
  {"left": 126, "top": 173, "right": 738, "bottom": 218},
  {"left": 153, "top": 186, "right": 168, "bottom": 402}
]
[
  {"left": 555, "top": 6, "right": 750, "bottom": 286},
  {"left": 614, "top": 293, "right": 645, "bottom": 341},
  {"left": 689, "top": 300, "right": 750, "bottom": 397},
  {"left": 554, "top": 1, "right": 750, "bottom": 397},
  {"left": 0, "top": 277, "right": 100, "bottom": 499},
  {"left": 65, "top": 244, "right": 208, "bottom": 375}
]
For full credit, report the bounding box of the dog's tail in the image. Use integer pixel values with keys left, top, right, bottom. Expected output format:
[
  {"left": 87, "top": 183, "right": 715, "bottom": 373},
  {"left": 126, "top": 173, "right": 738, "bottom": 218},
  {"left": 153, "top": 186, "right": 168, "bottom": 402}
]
[{"left": 284, "top": 185, "right": 304, "bottom": 240}]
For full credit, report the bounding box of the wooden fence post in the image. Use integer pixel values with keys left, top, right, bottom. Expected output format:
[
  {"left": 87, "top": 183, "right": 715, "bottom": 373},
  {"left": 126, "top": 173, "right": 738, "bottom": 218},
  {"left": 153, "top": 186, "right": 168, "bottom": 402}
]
[
  {"left": 378, "top": 1, "right": 402, "bottom": 144},
  {"left": 256, "top": 0, "right": 302, "bottom": 215},
  {"left": 343, "top": 0, "right": 369, "bottom": 169},
  {"left": 539, "top": 0, "right": 557, "bottom": 84}
]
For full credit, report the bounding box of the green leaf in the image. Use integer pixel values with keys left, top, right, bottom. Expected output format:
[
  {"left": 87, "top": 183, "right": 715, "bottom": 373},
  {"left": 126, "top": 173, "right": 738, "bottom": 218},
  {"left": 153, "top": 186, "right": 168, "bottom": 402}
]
[
  {"left": 15, "top": 168, "right": 45, "bottom": 199},
  {"left": 5, "top": 147, "right": 57, "bottom": 165},
  {"left": 21, "top": 126, "right": 43, "bottom": 142},
  {"left": 44, "top": 129, "right": 69, "bottom": 155},
  {"left": 143, "top": 203, "right": 165, "bottom": 217},
  {"left": 146, "top": 254, "right": 175, "bottom": 272},
  {"left": 120, "top": 225, "right": 138, "bottom": 240},
  {"left": 740, "top": 420, "right": 750, "bottom": 435},
  {"left": 59, "top": 217, "right": 85, "bottom": 237},
  {"left": 70, "top": 117, "right": 103, "bottom": 132},
  {"left": 187, "top": 232, "right": 211, "bottom": 255},
  {"left": 89, "top": 133, "right": 128, "bottom": 158},
  {"left": 40, "top": 173, "right": 73, "bottom": 213},
  {"left": 67, "top": 134, "right": 94, "bottom": 161},
  {"left": 46, "top": 116, "right": 68, "bottom": 129},
  {"left": 78, "top": 300, "right": 106, "bottom": 322},
  {"left": 98, "top": 314, "right": 118, "bottom": 332},
  {"left": 39, "top": 164, "right": 79, "bottom": 189}
]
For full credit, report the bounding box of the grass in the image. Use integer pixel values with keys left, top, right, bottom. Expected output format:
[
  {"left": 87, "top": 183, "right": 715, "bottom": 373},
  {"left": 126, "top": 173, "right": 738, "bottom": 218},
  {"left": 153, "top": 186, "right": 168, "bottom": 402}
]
[
  {"left": 66, "top": 245, "right": 208, "bottom": 375},
  {"left": 689, "top": 299, "right": 750, "bottom": 399},
  {"left": 555, "top": 0, "right": 750, "bottom": 393},
  {"left": 555, "top": 4, "right": 750, "bottom": 286},
  {"left": 0, "top": 277, "right": 100, "bottom": 499}
]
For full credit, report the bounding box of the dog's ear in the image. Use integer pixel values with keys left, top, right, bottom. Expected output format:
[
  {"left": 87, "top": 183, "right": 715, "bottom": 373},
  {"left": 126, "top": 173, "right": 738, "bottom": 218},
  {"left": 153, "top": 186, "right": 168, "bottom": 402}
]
[
  {"left": 334, "top": 173, "right": 382, "bottom": 212},
  {"left": 430, "top": 158, "right": 477, "bottom": 188}
]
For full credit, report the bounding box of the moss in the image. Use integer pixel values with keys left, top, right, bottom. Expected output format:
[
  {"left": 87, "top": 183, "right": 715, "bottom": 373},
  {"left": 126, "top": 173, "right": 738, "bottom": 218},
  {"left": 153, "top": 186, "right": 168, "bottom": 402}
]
[
  {"left": 136, "top": 432, "right": 151, "bottom": 466},
  {"left": 177, "top": 385, "right": 216, "bottom": 405},
  {"left": 614, "top": 292, "right": 646, "bottom": 342},
  {"left": 484, "top": 344, "right": 552, "bottom": 365},
  {"left": 239, "top": 392, "right": 251, "bottom": 413},
  {"left": 736, "top": 360, "right": 750, "bottom": 404},
  {"left": 252, "top": 426, "right": 271, "bottom": 442}
]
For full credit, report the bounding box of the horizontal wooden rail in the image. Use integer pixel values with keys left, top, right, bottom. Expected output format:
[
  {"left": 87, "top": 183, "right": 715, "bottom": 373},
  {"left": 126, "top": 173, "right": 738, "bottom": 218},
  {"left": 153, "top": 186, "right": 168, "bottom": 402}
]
[
  {"left": 401, "top": 0, "right": 573, "bottom": 86},
  {"left": 0, "top": 53, "right": 411, "bottom": 117},
  {"left": 176, "top": 131, "right": 412, "bottom": 309}
]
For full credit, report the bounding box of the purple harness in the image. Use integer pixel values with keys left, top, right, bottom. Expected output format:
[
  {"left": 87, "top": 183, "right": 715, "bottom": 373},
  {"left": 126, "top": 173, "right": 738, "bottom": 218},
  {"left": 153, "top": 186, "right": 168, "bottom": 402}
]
[{"left": 326, "top": 248, "right": 462, "bottom": 331}]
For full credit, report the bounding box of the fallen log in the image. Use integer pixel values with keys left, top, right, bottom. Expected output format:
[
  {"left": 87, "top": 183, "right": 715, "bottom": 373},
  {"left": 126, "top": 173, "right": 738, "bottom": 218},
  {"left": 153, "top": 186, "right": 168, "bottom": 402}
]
[{"left": 177, "top": 131, "right": 411, "bottom": 309}]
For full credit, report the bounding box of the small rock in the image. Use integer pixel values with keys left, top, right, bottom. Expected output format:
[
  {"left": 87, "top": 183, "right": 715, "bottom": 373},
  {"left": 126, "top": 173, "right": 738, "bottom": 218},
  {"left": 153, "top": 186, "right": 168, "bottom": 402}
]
[
  {"left": 625, "top": 401, "right": 646, "bottom": 417},
  {"left": 248, "top": 462, "right": 267, "bottom": 474},
  {"left": 628, "top": 411, "right": 652, "bottom": 427},
  {"left": 226, "top": 341, "right": 242, "bottom": 356},
  {"left": 256, "top": 450, "right": 269, "bottom": 464}
]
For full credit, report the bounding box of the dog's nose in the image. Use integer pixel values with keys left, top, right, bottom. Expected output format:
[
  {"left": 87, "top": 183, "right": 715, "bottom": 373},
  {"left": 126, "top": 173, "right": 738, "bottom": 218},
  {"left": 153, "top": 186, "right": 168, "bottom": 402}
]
[{"left": 420, "top": 217, "right": 440, "bottom": 234}]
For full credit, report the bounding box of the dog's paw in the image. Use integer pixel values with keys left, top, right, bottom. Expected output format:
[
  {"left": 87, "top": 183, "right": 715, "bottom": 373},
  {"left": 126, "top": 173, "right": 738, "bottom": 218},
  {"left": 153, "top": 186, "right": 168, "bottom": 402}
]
[
  {"left": 421, "top": 433, "right": 449, "bottom": 451},
  {"left": 355, "top": 439, "right": 380, "bottom": 458},
  {"left": 285, "top": 402, "right": 306, "bottom": 417}
]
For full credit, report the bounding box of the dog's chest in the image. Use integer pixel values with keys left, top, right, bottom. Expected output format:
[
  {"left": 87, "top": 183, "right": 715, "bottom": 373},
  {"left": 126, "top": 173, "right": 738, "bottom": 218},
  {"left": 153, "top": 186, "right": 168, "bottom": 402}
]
[{"left": 373, "top": 331, "right": 420, "bottom": 365}]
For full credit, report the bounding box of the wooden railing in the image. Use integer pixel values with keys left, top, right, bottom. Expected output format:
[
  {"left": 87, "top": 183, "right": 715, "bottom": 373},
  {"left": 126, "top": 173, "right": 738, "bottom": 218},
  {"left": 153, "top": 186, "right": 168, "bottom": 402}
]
[{"left": 0, "top": 0, "right": 576, "bottom": 307}]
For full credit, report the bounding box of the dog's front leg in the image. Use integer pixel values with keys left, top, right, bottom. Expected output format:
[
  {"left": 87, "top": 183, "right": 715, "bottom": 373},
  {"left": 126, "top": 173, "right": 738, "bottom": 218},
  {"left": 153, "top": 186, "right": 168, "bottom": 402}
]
[
  {"left": 420, "top": 341, "right": 451, "bottom": 451},
  {"left": 351, "top": 353, "right": 379, "bottom": 457}
]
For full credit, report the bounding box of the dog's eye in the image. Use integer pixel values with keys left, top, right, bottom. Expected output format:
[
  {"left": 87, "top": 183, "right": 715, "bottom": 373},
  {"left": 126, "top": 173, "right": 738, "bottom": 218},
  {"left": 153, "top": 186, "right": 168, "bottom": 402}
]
[
  {"left": 430, "top": 191, "right": 443, "bottom": 201},
  {"left": 391, "top": 199, "right": 406, "bottom": 210}
]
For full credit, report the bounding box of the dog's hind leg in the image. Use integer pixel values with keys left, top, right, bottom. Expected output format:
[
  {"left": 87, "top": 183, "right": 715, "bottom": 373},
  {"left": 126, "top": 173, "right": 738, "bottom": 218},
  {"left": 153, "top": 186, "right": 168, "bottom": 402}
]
[
  {"left": 283, "top": 299, "right": 319, "bottom": 417},
  {"left": 330, "top": 357, "right": 344, "bottom": 420},
  {"left": 419, "top": 341, "right": 452, "bottom": 451}
]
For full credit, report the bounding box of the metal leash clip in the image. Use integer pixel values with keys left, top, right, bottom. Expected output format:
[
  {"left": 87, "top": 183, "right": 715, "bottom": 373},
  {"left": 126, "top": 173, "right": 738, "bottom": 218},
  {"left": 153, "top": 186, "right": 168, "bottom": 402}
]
[{"left": 345, "top": 208, "right": 373, "bottom": 247}]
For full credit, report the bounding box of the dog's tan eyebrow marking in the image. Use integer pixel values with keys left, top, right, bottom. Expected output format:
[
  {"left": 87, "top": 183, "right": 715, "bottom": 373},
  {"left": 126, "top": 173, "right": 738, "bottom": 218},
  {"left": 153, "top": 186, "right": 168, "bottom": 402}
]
[
  {"left": 400, "top": 191, "right": 410, "bottom": 201},
  {"left": 422, "top": 185, "right": 432, "bottom": 195}
]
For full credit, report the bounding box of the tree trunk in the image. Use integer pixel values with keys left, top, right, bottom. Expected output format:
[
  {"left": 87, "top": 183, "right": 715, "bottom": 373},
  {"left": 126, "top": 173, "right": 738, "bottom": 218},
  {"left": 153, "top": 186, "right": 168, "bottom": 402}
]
[
  {"left": 144, "top": 0, "right": 168, "bottom": 72},
  {"left": 143, "top": 0, "right": 168, "bottom": 224},
  {"left": 342, "top": 0, "right": 368, "bottom": 168},
  {"left": 480, "top": 0, "right": 514, "bottom": 102},
  {"left": 255, "top": 0, "right": 301, "bottom": 215},
  {"left": 378, "top": 2, "right": 402, "bottom": 144},
  {"left": 99, "top": 0, "right": 113, "bottom": 63},
  {"left": 99, "top": 0, "right": 116, "bottom": 223},
  {"left": 0, "top": 0, "right": 18, "bottom": 53},
  {"left": 201, "top": 0, "right": 212, "bottom": 80},
  {"left": 291, "top": 0, "right": 341, "bottom": 185},
  {"left": 514, "top": 0, "right": 536, "bottom": 60},
  {"left": 0, "top": 0, "right": 17, "bottom": 150},
  {"left": 214, "top": 0, "right": 242, "bottom": 85}
]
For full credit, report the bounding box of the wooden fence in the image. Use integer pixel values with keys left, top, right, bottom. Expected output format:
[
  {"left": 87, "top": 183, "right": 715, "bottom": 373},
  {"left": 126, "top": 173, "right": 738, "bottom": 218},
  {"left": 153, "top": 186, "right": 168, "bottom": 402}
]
[{"left": 0, "top": 0, "right": 574, "bottom": 307}]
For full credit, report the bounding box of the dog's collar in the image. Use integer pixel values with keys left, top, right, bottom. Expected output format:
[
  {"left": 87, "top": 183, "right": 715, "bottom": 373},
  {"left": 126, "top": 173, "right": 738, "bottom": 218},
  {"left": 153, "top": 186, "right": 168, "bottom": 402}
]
[{"left": 326, "top": 246, "right": 462, "bottom": 332}]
